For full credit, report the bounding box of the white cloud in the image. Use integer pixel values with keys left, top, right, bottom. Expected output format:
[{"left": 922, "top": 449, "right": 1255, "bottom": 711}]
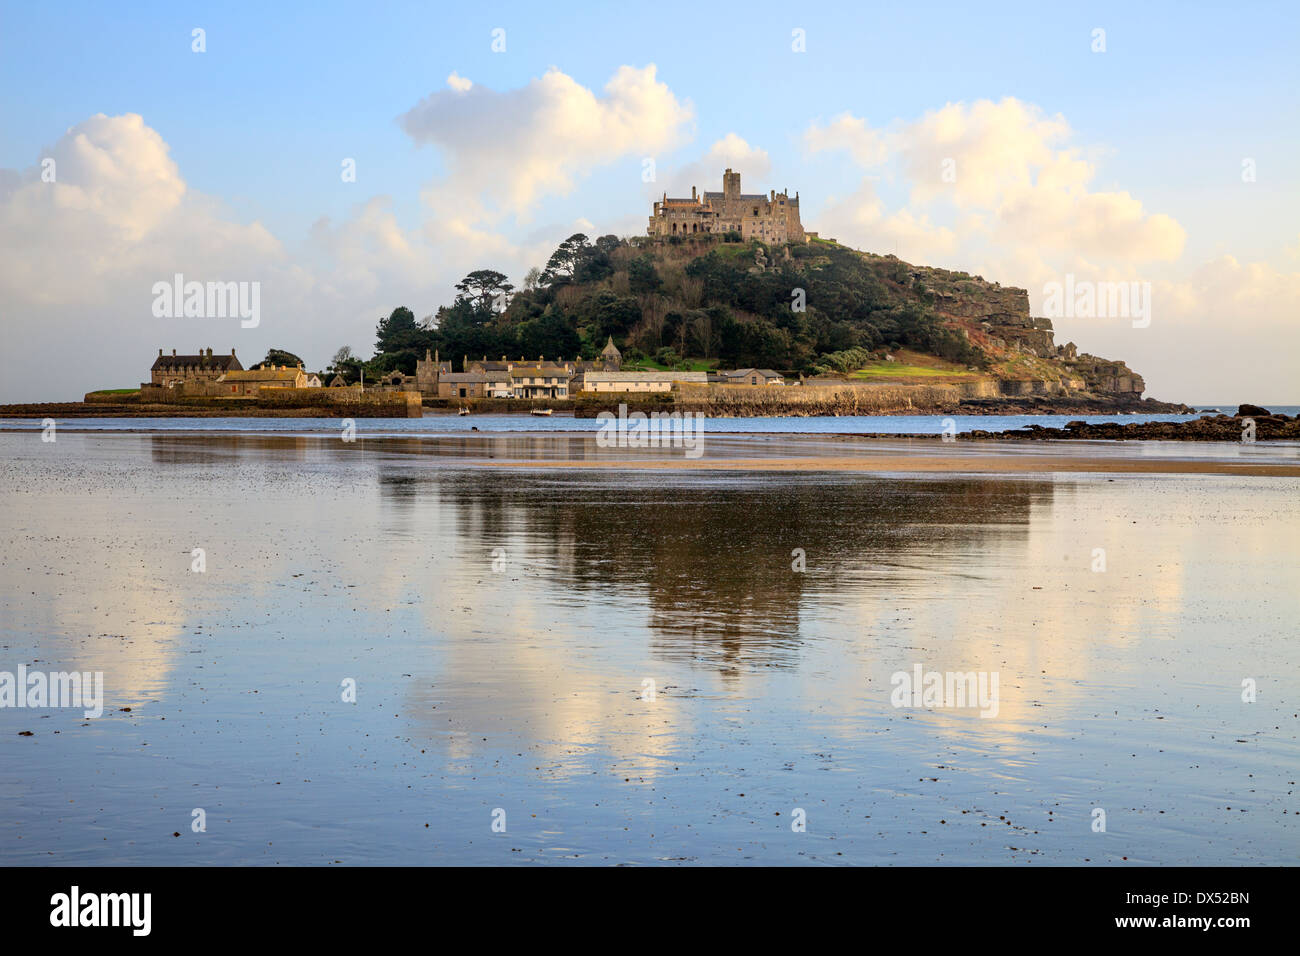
[
  {"left": 0, "top": 78, "right": 697, "bottom": 401},
  {"left": 0, "top": 114, "right": 504, "bottom": 401},
  {"left": 657, "top": 133, "right": 772, "bottom": 198},
  {"left": 400, "top": 64, "right": 694, "bottom": 220},
  {"left": 805, "top": 97, "right": 1185, "bottom": 265},
  {"left": 804, "top": 112, "right": 888, "bottom": 167}
]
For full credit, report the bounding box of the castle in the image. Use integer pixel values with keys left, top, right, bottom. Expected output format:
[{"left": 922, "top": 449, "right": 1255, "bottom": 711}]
[{"left": 648, "top": 169, "right": 805, "bottom": 243}]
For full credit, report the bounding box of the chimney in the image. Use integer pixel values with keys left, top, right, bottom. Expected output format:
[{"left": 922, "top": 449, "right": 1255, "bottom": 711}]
[
  {"left": 172, "top": 349, "right": 177, "bottom": 356},
  {"left": 158, "top": 348, "right": 163, "bottom": 357},
  {"left": 231, "top": 348, "right": 236, "bottom": 356},
  {"left": 691, "top": 186, "right": 697, "bottom": 201}
]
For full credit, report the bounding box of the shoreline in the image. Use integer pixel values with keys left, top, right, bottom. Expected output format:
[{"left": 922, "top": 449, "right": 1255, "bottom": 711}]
[
  {"left": 5, "top": 428, "right": 1294, "bottom": 476},
  {"left": 0, "top": 394, "right": 1197, "bottom": 420},
  {"left": 478, "top": 454, "right": 1300, "bottom": 477}
]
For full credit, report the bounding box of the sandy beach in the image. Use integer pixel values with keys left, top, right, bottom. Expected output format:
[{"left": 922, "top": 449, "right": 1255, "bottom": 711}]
[{"left": 2, "top": 428, "right": 1297, "bottom": 866}]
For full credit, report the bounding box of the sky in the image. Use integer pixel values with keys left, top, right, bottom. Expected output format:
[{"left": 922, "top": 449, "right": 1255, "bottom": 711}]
[{"left": 1, "top": 0, "right": 1297, "bottom": 403}]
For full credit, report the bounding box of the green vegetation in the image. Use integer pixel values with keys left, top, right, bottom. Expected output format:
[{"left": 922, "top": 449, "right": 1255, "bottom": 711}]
[
  {"left": 349, "top": 232, "right": 990, "bottom": 376},
  {"left": 251, "top": 348, "right": 305, "bottom": 369},
  {"left": 850, "top": 364, "right": 975, "bottom": 379}
]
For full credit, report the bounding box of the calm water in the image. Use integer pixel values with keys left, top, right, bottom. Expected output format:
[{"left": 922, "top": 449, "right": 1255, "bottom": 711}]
[
  {"left": 11, "top": 407, "right": 1299, "bottom": 439},
  {"left": 0, "top": 431, "right": 1296, "bottom": 865}
]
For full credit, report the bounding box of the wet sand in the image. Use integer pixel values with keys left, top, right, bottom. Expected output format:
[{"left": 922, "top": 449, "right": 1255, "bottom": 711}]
[
  {"left": 2, "top": 430, "right": 1297, "bottom": 865},
  {"left": 486, "top": 453, "right": 1300, "bottom": 477}
]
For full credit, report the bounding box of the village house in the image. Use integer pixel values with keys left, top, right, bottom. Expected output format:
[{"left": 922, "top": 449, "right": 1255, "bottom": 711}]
[
  {"left": 717, "top": 368, "right": 786, "bottom": 386},
  {"left": 150, "top": 348, "right": 242, "bottom": 386},
  {"left": 219, "top": 366, "right": 309, "bottom": 396},
  {"left": 579, "top": 370, "right": 708, "bottom": 393},
  {"left": 414, "top": 341, "right": 626, "bottom": 398},
  {"left": 509, "top": 363, "right": 572, "bottom": 400},
  {"left": 437, "top": 371, "right": 512, "bottom": 399}
]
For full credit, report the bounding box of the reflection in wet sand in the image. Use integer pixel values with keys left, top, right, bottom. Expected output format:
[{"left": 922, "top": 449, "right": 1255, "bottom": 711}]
[{"left": 1, "top": 431, "right": 1297, "bottom": 865}]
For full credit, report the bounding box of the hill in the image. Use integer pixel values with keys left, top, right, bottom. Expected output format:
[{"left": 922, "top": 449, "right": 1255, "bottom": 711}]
[{"left": 354, "top": 232, "right": 1182, "bottom": 410}]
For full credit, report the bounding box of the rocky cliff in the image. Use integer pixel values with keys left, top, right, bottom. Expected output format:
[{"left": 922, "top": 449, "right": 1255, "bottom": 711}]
[{"left": 893, "top": 259, "right": 1154, "bottom": 402}]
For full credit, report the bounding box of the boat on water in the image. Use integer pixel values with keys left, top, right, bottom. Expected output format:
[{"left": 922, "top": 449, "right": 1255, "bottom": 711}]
[
  {"left": 458, "top": 407, "right": 470, "bottom": 416},
  {"left": 530, "top": 408, "right": 553, "bottom": 416}
]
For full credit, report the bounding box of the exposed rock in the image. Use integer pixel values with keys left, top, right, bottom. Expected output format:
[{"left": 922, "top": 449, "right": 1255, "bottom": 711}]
[
  {"left": 1236, "top": 403, "right": 1272, "bottom": 417},
  {"left": 972, "top": 412, "right": 1300, "bottom": 441}
]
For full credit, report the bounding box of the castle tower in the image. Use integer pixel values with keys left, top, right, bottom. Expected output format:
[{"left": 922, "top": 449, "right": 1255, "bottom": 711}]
[{"left": 723, "top": 168, "right": 740, "bottom": 203}]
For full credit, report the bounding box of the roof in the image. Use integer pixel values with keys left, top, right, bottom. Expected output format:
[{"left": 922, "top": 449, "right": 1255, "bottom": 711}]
[
  {"left": 152, "top": 352, "right": 240, "bottom": 371},
  {"left": 583, "top": 371, "right": 708, "bottom": 383},
  {"left": 509, "top": 365, "right": 570, "bottom": 379},
  {"left": 721, "top": 368, "right": 784, "bottom": 380},
  {"left": 223, "top": 368, "right": 303, "bottom": 383},
  {"left": 601, "top": 336, "right": 622, "bottom": 359}
]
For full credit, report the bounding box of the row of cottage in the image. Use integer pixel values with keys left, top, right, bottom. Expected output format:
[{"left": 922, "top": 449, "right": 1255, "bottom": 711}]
[
  {"left": 148, "top": 342, "right": 785, "bottom": 400},
  {"left": 412, "top": 339, "right": 783, "bottom": 400}
]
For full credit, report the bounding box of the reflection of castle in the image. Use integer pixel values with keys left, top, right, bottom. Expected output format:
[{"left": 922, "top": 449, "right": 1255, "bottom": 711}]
[
  {"left": 375, "top": 465, "right": 1049, "bottom": 676},
  {"left": 649, "top": 168, "right": 805, "bottom": 243}
]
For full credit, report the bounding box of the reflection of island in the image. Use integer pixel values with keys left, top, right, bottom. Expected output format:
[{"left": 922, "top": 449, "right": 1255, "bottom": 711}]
[{"left": 377, "top": 466, "right": 1053, "bottom": 674}]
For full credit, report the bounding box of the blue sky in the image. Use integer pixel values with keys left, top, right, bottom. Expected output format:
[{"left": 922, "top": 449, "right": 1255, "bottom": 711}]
[{"left": 1, "top": 0, "right": 1297, "bottom": 401}]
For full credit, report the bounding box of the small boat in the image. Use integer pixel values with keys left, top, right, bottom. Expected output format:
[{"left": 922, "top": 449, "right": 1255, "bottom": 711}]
[
  {"left": 458, "top": 407, "right": 470, "bottom": 416},
  {"left": 530, "top": 408, "right": 553, "bottom": 416}
]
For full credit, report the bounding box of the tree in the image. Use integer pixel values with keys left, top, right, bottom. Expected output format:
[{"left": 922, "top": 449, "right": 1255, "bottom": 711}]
[
  {"left": 255, "top": 348, "right": 304, "bottom": 369},
  {"left": 375, "top": 306, "right": 422, "bottom": 354},
  {"left": 330, "top": 346, "right": 354, "bottom": 370},
  {"left": 454, "top": 270, "right": 514, "bottom": 312},
  {"left": 540, "top": 233, "right": 590, "bottom": 285},
  {"left": 628, "top": 256, "right": 660, "bottom": 295}
]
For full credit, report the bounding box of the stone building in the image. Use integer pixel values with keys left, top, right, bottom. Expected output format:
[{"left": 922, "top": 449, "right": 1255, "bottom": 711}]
[
  {"left": 718, "top": 368, "right": 785, "bottom": 386},
  {"left": 415, "top": 349, "right": 452, "bottom": 393},
  {"left": 218, "top": 367, "right": 307, "bottom": 396},
  {"left": 648, "top": 169, "right": 805, "bottom": 243},
  {"left": 579, "top": 371, "right": 708, "bottom": 393},
  {"left": 438, "top": 371, "right": 511, "bottom": 399},
  {"left": 509, "top": 363, "right": 572, "bottom": 399},
  {"left": 600, "top": 336, "right": 622, "bottom": 371},
  {"left": 150, "top": 348, "right": 241, "bottom": 386}
]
